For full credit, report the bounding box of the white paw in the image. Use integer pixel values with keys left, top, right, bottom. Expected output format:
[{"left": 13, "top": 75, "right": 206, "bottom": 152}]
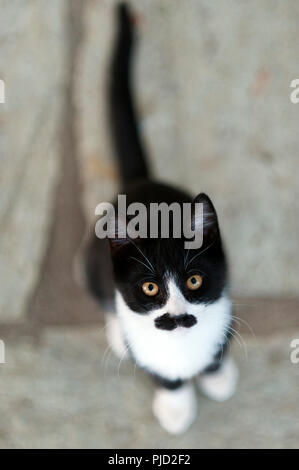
[
  {"left": 106, "top": 315, "right": 128, "bottom": 360},
  {"left": 197, "top": 357, "right": 239, "bottom": 402},
  {"left": 152, "top": 384, "right": 197, "bottom": 435}
]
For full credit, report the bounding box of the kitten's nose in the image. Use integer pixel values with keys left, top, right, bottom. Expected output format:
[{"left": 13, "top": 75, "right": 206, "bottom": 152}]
[{"left": 154, "top": 313, "right": 197, "bottom": 330}]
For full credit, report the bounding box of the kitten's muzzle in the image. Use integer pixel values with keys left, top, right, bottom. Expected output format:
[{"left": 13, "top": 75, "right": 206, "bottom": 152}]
[{"left": 154, "top": 313, "right": 197, "bottom": 331}]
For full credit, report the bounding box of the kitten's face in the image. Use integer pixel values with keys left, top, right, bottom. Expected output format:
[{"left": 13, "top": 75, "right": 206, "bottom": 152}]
[{"left": 110, "top": 195, "right": 227, "bottom": 329}]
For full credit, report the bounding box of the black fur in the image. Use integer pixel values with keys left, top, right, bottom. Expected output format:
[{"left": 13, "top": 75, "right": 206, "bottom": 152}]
[
  {"left": 109, "top": 3, "right": 150, "bottom": 185},
  {"left": 84, "top": 235, "right": 114, "bottom": 309},
  {"left": 152, "top": 374, "right": 185, "bottom": 391},
  {"left": 110, "top": 183, "right": 227, "bottom": 314},
  {"left": 155, "top": 313, "right": 197, "bottom": 331}
]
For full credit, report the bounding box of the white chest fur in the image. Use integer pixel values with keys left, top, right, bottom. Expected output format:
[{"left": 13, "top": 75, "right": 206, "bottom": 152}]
[{"left": 115, "top": 283, "right": 232, "bottom": 381}]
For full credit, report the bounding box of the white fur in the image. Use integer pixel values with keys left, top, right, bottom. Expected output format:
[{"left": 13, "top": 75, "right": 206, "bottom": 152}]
[
  {"left": 106, "top": 314, "right": 128, "bottom": 360},
  {"left": 116, "top": 279, "right": 232, "bottom": 381},
  {"left": 197, "top": 356, "right": 239, "bottom": 402},
  {"left": 152, "top": 383, "right": 197, "bottom": 434}
]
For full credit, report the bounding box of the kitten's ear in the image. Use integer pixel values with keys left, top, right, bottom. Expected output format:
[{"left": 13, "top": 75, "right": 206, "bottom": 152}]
[
  {"left": 192, "top": 193, "right": 220, "bottom": 243},
  {"left": 108, "top": 216, "right": 130, "bottom": 256}
]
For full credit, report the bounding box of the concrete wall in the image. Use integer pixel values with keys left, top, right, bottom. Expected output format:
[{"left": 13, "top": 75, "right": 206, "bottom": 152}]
[{"left": 0, "top": 0, "right": 70, "bottom": 320}]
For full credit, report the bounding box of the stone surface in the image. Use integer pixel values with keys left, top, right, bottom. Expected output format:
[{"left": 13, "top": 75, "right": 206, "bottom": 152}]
[
  {"left": 0, "top": 326, "right": 298, "bottom": 449},
  {"left": 0, "top": 1, "right": 70, "bottom": 320},
  {"left": 74, "top": 0, "right": 118, "bottom": 221},
  {"left": 75, "top": 0, "right": 299, "bottom": 297}
]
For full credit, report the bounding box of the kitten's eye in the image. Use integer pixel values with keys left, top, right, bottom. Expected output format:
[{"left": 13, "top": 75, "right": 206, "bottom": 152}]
[
  {"left": 186, "top": 274, "right": 203, "bottom": 290},
  {"left": 142, "top": 282, "right": 159, "bottom": 296}
]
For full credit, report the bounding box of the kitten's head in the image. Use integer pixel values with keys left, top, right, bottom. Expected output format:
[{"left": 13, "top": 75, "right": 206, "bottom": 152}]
[{"left": 109, "top": 193, "right": 228, "bottom": 330}]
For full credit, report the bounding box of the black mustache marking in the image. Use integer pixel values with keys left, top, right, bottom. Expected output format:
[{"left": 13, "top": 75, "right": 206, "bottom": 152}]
[{"left": 154, "top": 313, "right": 197, "bottom": 331}]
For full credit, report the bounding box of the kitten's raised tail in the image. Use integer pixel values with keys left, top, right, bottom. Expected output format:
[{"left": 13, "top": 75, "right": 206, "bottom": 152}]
[{"left": 109, "top": 2, "right": 150, "bottom": 186}]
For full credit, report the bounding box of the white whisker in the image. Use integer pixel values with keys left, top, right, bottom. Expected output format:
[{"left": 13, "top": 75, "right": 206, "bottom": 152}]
[
  {"left": 233, "top": 315, "right": 256, "bottom": 340},
  {"left": 227, "top": 325, "right": 248, "bottom": 361},
  {"left": 185, "top": 241, "right": 215, "bottom": 268},
  {"left": 130, "top": 256, "right": 153, "bottom": 273},
  {"left": 101, "top": 343, "right": 113, "bottom": 377},
  {"left": 117, "top": 343, "right": 131, "bottom": 379},
  {"left": 129, "top": 239, "right": 155, "bottom": 273},
  {"left": 184, "top": 249, "right": 190, "bottom": 269}
]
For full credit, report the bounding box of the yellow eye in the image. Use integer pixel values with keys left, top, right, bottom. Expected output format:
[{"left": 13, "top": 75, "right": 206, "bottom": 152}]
[
  {"left": 142, "top": 282, "right": 159, "bottom": 296},
  {"left": 186, "top": 274, "right": 203, "bottom": 290}
]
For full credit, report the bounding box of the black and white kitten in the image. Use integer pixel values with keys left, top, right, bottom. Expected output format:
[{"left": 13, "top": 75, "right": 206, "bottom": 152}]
[{"left": 85, "top": 3, "right": 238, "bottom": 434}]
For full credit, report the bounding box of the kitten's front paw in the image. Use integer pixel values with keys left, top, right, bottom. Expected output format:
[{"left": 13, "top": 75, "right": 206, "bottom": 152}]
[
  {"left": 152, "top": 384, "right": 197, "bottom": 435},
  {"left": 197, "top": 357, "right": 239, "bottom": 402}
]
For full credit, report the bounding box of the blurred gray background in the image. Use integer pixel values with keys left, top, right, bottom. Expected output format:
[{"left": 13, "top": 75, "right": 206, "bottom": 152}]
[{"left": 0, "top": 0, "right": 299, "bottom": 449}]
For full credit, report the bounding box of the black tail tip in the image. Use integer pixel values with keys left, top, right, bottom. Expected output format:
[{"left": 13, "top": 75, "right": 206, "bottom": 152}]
[
  {"left": 117, "top": 2, "right": 132, "bottom": 25},
  {"left": 116, "top": 2, "right": 134, "bottom": 46}
]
